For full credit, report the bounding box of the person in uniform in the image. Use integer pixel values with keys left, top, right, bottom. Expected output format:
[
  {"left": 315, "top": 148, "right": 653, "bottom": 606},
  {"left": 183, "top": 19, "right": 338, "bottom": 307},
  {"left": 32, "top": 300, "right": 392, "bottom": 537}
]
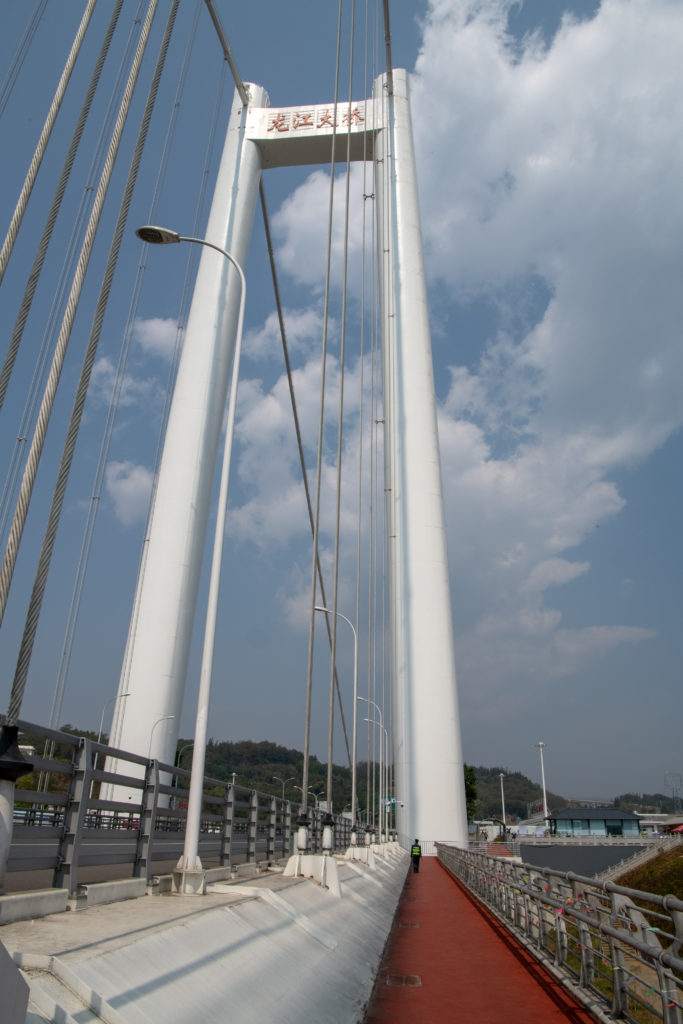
[{"left": 411, "top": 838, "right": 421, "bottom": 872}]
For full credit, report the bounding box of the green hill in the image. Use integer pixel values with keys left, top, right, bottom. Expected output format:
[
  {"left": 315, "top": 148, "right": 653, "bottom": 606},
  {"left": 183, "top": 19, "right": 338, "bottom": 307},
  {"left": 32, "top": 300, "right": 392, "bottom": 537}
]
[
  {"left": 615, "top": 846, "right": 683, "bottom": 900},
  {"left": 471, "top": 765, "right": 568, "bottom": 821}
]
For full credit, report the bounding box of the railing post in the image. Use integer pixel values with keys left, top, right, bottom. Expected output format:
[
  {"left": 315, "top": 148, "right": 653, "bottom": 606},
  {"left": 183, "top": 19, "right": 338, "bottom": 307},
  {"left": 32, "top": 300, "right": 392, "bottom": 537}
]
[
  {"left": 267, "top": 795, "right": 276, "bottom": 862},
  {"left": 609, "top": 943, "right": 628, "bottom": 1019},
  {"left": 247, "top": 790, "right": 258, "bottom": 863},
  {"left": 284, "top": 799, "right": 292, "bottom": 857},
  {"left": 220, "top": 782, "right": 233, "bottom": 867},
  {"left": 54, "top": 738, "right": 91, "bottom": 893},
  {"left": 658, "top": 965, "right": 683, "bottom": 1024},
  {"left": 134, "top": 760, "right": 160, "bottom": 882}
]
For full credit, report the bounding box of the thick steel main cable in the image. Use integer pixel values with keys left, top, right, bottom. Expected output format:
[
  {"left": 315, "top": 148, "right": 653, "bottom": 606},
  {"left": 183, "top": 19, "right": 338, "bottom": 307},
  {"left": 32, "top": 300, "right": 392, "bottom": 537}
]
[
  {"left": 0, "top": 3, "right": 143, "bottom": 540},
  {"left": 9, "top": 1, "right": 179, "bottom": 722},
  {"left": 0, "top": 0, "right": 124, "bottom": 412},
  {"left": 1, "top": 0, "right": 160, "bottom": 701},
  {"left": 0, "top": 0, "right": 97, "bottom": 287}
]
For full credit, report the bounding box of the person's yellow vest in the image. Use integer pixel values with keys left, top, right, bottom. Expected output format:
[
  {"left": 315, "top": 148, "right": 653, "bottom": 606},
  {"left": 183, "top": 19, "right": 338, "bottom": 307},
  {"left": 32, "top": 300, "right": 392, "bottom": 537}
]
[{"left": 411, "top": 844, "right": 421, "bottom": 857}]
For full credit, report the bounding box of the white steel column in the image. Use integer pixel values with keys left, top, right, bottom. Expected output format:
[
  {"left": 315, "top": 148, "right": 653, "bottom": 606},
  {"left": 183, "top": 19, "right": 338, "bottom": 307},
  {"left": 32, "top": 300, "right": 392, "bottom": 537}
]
[
  {"left": 108, "top": 84, "right": 267, "bottom": 787},
  {"left": 374, "top": 70, "right": 468, "bottom": 848}
]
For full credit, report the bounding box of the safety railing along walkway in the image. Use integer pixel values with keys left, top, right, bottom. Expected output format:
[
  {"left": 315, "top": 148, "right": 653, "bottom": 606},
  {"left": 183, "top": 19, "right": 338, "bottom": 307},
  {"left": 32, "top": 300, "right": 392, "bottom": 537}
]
[
  {"left": 438, "top": 843, "right": 683, "bottom": 1024},
  {"left": 364, "top": 855, "right": 598, "bottom": 1024},
  {"left": 2, "top": 718, "right": 359, "bottom": 895}
]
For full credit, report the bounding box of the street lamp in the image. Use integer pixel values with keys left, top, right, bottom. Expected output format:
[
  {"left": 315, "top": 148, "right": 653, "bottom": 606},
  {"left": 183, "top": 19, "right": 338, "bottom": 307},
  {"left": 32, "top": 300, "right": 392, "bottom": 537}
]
[
  {"left": 175, "top": 743, "right": 194, "bottom": 769},
  {"left": 137, "top": 227, "right": 246, "bottom": 889},
  {"left": 358, "top": 696, "right": 386, "bottom": 839},
  {"left": 97, "top": 692, "right": 131, "bottom": 745},
  {"left": 314, "top": 606, "right": 358, "bottom": 831},
  {"left": 273, "top": 775, "right": 295, "bottom": 801},
  {"left": 499, "top": 772, "right": 506, "bottom": 835},
  {"left": 148, "top": 715, "right": 175, "bottom": 760},
  {"left": 536, "top": 741, "right": 549, "bottom": 822}
]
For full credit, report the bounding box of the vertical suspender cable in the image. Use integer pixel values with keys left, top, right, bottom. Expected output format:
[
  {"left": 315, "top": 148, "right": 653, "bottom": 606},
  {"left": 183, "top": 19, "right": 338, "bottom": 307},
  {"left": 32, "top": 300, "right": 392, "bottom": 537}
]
[
  {"left": 325, "top": 0, "right": 357, "bottom": 811},
  {"left": 0, "top": 0, "right": 48, "bottom": 121},
  {"left": 300, "top": 0, "right": 345, "bottom": 816},
  {"left": 10, "top": 0, "right": 179, "bottom": 721},
  {"left": 0, "top": 0, "right": 97, "bottom": 286},
  {"left": 259, "top": 184, "right": 351, "bottom": 765},
  {"left": 0, "top": 0, "right": 124, "bottom": 411},
  {"left": 0, "top": 0, "right": 160, "bottom": 686}
]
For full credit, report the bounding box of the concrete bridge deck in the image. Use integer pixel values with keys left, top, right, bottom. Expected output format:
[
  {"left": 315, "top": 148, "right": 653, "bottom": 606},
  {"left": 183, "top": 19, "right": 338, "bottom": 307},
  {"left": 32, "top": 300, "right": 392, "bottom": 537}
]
[{"left": 364, "top": 856, "right": 599, "bottom": 1024}]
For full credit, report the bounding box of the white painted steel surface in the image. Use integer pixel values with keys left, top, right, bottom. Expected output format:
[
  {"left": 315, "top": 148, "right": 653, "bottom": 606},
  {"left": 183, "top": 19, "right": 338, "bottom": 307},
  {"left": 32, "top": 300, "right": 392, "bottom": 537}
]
[
  {"left": 106, "top": 84, "right": 267, "bottom": 792},
  {"left": 374, "top": 71, "right": 468, "bottom": 848}
]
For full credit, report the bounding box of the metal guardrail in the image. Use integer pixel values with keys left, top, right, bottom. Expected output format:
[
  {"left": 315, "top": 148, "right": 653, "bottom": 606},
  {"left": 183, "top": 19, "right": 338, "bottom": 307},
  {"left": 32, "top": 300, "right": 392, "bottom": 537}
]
[
  {"left": 5, "top": 719, "right": 358, "bottom": 893},
  {"left": 438, "top": 843, "right": 683, "bottom": 1024}
]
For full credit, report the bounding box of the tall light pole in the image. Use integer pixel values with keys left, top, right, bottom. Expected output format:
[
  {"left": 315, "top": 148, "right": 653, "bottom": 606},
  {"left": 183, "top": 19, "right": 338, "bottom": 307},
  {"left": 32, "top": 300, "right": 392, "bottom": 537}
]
[
  {"left": 536, "top": 741, "right": 549, "bottom": 822},
  {"left": 136, "top": 226, "right": 246, "bottom": 891},
  {"left": 314, "top": 606, "right": 358, "bottom": 831},
  {"left": 358, "top": 696, "right": 385, "bottom": 838},
  {"left": 499, "top": 772, "right": 506, "bottom": 834},
  {"left": 273, "top": 775, "right": 295, "bottom": 802}
]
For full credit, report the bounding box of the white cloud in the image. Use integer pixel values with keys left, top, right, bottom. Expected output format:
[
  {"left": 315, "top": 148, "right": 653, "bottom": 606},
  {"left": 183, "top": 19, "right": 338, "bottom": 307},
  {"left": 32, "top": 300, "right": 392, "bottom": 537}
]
[
  {"left": 273, "top": 165, "right": 370, "bottom": 295},
  {"left": 88, "top": 356, "right": 165, "bottom": 412},
  {"left": 521, "top": 558, "right": 590, "bottom": 594},
  {"left": 244, "top": 305, "right": 330, "bottom": 362},
  {"left": 132, "top": 316, "right": 180, "bottom": 360},
  {"left": 105, "top": 461, "right": 153, "bottom": 525}
]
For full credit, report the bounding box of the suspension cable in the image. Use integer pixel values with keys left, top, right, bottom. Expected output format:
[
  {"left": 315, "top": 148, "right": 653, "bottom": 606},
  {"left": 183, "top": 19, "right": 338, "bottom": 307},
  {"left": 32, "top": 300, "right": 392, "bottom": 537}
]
[
  {"left": 0, "top": 0, "right": 146, "bottom": 544},
  {"left": 259, "top": 183, "right": 352, "bottom": 767},
  {"left": 0, "top": 0, "right": 124, "bottom": 412},
  {"left": 10, "top": 0, "right": 180, "bottom": 724},
  {"left": 382, "top": 0, "right": 394, "bottom": 96},
  {"left": 1, "top": 0, "right": 160, "bottom": 692},
  {"left": 0, "top": 0, "right": 48, "bottom": 121},
  {"left": 300, "top": 0, "right": 345, "bottom": 817},
  {"left": 0, "top": 0, "right": 97, "bottom": 286},
  {"left": 203, "top": 0, "right": 249, "bottom": 106},
  {"left": 325, "top": 0, "right": 357, "bottom": 812}
]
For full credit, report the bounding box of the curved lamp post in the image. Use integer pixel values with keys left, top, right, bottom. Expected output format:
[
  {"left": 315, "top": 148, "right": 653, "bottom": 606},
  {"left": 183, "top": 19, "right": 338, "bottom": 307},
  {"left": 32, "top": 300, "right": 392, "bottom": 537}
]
[
  {"left": 273, "top": 775, "right": 295, "bottom": 801},
  {"left": 536, "top": 741, "right": 549, "bottom": 822},
  {"left": 499, "top": 772, "right": 506, "bottom": 835},
  {"left": 358, "top": 696, "right": 386, "bottom": 839},
  {"left": 136, "top": 226, "right": 246, "bottom": 890},
  {"left": 314, "top": 605, "right": 358, "bottom": 834}
]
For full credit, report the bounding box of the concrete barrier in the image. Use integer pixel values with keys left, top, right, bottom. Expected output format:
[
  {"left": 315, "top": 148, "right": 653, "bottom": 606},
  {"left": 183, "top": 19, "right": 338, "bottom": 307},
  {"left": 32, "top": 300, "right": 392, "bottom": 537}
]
[
  {"left": 0, "top": 887, "right": 68, "bottom": 924},
  {"left": 69, "top": 878, "right": 147, "bottom": 911}
]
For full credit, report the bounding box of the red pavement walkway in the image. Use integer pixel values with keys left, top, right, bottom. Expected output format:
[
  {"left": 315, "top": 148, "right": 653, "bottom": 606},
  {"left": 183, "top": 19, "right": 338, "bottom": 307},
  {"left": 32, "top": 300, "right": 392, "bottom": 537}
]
[{"left": 364, "top": 857, "right": 597, "bottom": 1024}]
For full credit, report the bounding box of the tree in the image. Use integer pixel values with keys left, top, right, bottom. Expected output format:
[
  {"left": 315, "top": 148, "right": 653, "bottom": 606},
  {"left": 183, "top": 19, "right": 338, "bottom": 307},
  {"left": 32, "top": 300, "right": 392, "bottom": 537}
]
[{"left": 464, "top": 763, "right": 478, "bottom": 821}]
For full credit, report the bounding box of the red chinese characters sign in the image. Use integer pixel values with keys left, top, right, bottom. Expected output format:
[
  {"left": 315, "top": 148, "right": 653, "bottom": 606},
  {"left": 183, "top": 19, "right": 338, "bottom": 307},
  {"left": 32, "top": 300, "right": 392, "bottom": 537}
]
[{"left": 266, "top": 105, "right": 366, "bottom": 134}]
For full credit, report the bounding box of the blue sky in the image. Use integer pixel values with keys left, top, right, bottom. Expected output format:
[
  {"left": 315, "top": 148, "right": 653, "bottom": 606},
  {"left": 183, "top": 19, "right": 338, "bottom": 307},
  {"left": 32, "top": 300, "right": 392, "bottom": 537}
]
[{"left": 0, "top": 0, "right": 681, "bottom": 803}]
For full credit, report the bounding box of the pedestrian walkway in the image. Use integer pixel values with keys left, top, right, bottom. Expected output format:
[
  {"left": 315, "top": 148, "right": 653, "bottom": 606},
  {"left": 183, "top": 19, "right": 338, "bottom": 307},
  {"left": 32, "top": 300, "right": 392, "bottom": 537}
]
[{"left": 364, "top": 857, "right": 597, "bottom": 1023}]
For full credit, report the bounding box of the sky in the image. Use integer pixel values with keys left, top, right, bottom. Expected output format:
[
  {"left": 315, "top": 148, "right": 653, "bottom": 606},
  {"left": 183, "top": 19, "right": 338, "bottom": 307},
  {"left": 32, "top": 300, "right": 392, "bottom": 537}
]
[{"left": 0, "top": 0, "right": 681, "bottom": 804}]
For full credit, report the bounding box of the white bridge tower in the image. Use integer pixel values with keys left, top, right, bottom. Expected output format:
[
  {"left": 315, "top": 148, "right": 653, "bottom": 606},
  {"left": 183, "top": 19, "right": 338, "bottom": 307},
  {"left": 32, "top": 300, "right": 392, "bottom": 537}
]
[{"left": 109, "top": 71, "right": 468, "bottom": 848}]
